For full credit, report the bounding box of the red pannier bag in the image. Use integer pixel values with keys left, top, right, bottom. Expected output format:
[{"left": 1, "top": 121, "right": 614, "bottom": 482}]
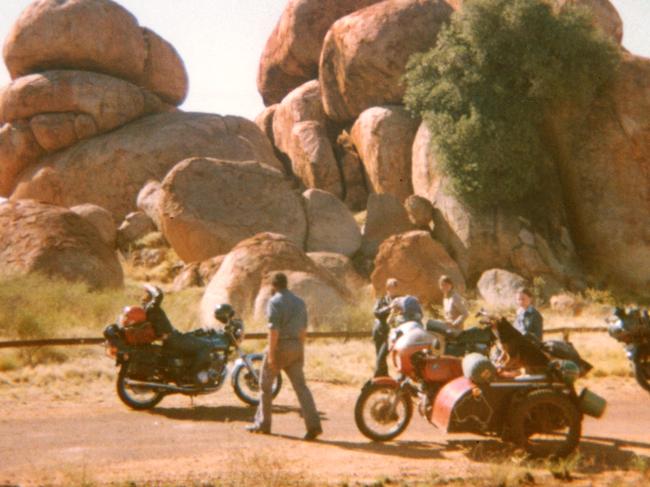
[{"left": 120, "top": 306, "right": 157, "bottom": 345}]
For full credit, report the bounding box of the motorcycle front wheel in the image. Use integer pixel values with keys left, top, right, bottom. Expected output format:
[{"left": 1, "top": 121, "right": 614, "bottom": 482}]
[
  {"left": 116, "top": 362, "right": 165, "bottom": 410},
  {"left": 232, "top": 355, "right": 282, "bottom": 406},
  {"left": 354, "top": 382, "right": 412, "bottom": 442},
  {"left": 632, "top": 346, "right": 650, "bottom": 393}
]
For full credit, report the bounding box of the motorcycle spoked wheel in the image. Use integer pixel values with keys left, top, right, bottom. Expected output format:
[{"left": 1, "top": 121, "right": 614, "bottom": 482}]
[
  {"left": 354, "top": 383, "right": 413, "bottom": 442},
  {"left": 232, "top": 355, "right": 282, "bottom": 406},
  {"left": 116, "top": 362, "right": 165, "bottom": 410},
  {"left": 632, "top": 346, "right": 650, "bottom": 393},
  {"left": 507, "top": 389, "right": 581, "bottom": 458}
]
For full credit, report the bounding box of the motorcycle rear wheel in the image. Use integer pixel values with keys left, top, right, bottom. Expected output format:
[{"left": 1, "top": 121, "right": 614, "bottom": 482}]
[
  {"left": 354, "top": 382, "right": 412, "bottom": 442},
  {"left": 232, "top": 355, "right": 282, "bottom": 406},
  {"left": 632, "top": 346, "right": 650, "bottom": 393},
  {"left": 116, "top": 363, "right": 165, "bottom": 410},
  {"left": 507, "top": 389, "right": 581, "bottom": 458}
]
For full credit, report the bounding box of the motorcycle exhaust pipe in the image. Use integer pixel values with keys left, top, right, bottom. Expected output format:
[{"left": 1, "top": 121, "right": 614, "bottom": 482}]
[{"left": 124, "top": 379, "right": 219, "bottom": 394}]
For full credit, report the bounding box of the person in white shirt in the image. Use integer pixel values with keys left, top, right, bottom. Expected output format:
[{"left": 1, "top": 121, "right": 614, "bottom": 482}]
[{"left": 439, "top": 275, "right": 469, "bottom": 331}]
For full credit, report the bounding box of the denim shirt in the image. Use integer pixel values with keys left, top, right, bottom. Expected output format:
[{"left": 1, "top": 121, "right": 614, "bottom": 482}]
[
  {"left": 267, "top": 289, "right": 308, "bottom": 341},
  {"left": 514, "top": 305, "right": 544, "bottom": 342}
]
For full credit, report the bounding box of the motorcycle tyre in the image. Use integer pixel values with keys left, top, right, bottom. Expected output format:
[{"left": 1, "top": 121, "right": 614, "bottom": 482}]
[
  {"left": 116, "top": 363, "right": 165, "bottom": 410},
  {"left": 632, "top": 346, "right": 650, "bottom": 393},
  {"left": 507, "top": 389, "right": 581, "bottom": 458},
  {"left": 232, "top": 355, "right": 282, "bottom": 406},
  {"left": 354, "top": 383, "right": 412, "bottom": 442}
]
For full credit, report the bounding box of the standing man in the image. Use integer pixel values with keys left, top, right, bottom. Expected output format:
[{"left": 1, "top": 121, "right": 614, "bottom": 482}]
[
  {"left": 514, "top": 287, "right": 544, "bottom": 342},
  {"left": 439, "top": 275, "right": 469, "bottom": 332},
  {"left": 372, "top": 278, "right": 400, "bottom": 377},
  {"left": 246, "top": 272, "right": 322, "bottom": 440}
]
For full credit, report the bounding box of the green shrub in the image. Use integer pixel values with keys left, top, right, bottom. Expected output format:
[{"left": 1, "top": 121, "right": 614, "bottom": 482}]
[{"left": 404, "top": 0, "right": 620, "bottom": 210}]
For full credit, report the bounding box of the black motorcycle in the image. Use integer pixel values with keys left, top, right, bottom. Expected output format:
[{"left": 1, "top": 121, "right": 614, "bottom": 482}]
[
  {"left": 103, "top": 299, "right": 281, "bottom": 410},
  {"left": 608, "top": 307, "right": 650, "bottom": 393}
]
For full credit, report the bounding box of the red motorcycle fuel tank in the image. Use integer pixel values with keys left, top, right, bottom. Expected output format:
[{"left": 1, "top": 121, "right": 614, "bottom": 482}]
[{"left": 421, "top": 355, "right": 463, "bottom": 383}]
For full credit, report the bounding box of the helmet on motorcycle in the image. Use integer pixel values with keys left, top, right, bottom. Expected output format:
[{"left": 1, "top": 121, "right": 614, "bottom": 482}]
[
  {"left": 214, "top": 303, "right": 235, "bottom": 323},
  {"left": 120, "top": 306, "right": 147, "bottom": 326}
]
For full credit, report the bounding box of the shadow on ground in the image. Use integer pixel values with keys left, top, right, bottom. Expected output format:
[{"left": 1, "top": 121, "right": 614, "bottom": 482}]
[
  {"left": 147, "top": 404, "right": 327, "bottom": 423},
  {"left": 446, "top": 436, "right": 650, "bottom": 473}
]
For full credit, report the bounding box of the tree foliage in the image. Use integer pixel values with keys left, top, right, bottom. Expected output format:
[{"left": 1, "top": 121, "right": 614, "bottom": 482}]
[{"left": 404, "top": 0, "right": 620, "bottom": 209}]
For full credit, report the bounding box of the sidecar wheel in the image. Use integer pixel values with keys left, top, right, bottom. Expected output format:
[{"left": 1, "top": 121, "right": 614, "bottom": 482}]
[
  {"left": 116, "top": 363, "right": 165, "bottom": 410},
  {"left": 632, "top": 347, "right": 650, "bottom": 393},
  {"left": 232, "top": 355, "right": 282, "bottom": 406},
  {"left": 354, "top": 383, "right": 412, "bottom": 442},
  {"left": 508, "top": 389, "right": 581, "bottom": 458}
]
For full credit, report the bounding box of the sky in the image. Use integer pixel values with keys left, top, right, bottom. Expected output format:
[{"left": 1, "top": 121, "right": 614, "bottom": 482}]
[{"left": 0, "top": 0, "right": 648, "bottom": 121}]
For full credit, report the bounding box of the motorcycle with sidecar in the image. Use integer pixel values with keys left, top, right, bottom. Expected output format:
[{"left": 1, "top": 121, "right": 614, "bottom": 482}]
[{"left": 355, "top": 318, "right": 605, "bottom": 457}]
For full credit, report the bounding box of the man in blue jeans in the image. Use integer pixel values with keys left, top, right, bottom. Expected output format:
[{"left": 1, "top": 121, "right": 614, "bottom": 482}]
[{"left": 246, "top": 272, "right": 322, "bottom": 440}]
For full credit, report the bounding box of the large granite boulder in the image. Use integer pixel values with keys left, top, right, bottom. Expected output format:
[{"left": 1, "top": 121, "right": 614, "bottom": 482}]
[
  {"left": 272, "top": 80, "right": 327, "bottom": 155},
  {"left": 351, "top": 105, "right": 419, "bottom": 202},
  {"left": 552, "top": 55, "right": 650, "bottom": 289},
  {"left": 3, "top": 0, "right": 188, "bottom": 105},
  {"left": 303, "top": 189, "right": 361, "bottom": 257},
  {"left": 159, "top": 158, "right": 307, "bottom": 262},
  {"left": 361, "top": 193, "right": 414, "bottom": 256},
  {"left": 477, "top": 268, "right": 527, "bottom": 310},
  {"left": 11, "top": 112, "right": 284, "bottom": 221},
  {"left": 136, "top": 180, "right": 163, "bottom": 230},
  {"left": 70, "top": 203, "right": 116, "bottom": 248},
  {"left": 270, "top": 81, "right": 343, "bottom": 196},
  {"left": 371, "top": 230, "right": 464, "bottom": 306},
  {"left": 139, "top": 28, "right": 188, "bottom": 105},
  {"left": 257, "top": 0, "right": 383, "bottom": 105},
  {"left": 0, "top": 70, "right": 166, "bottom": 135},
  {"left": 308, "top": 251, "right": 367, "bottom": 292},
  {"left": 200, "top": 232, "right": 349, "bottom": 325},
  {"left": 320, "top": 0, "right": 455, "bottom": 122},
  {"left": 0, "top": 121, "right": 43, "bottom": 196},
  {"left": 0, "top": 199, "right": 123, "bottom": 288},
  {"left": 290, "top": 121, "right": 343, "bottom": 196}
]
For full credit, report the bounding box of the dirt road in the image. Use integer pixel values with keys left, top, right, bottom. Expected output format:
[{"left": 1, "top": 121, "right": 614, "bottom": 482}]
[{"left": 1, "top": 376, "right": 649, "bottom": 486}]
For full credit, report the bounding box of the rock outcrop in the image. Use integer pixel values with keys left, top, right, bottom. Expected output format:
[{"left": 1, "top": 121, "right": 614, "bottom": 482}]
[
  {"left": 477, "top": 268, "right": 527, "bottom": 309},
  {"left": 553, "top": 54, "right": 650, "bottom": 288},
  {"left": 70, "top": 203, "right": 116, "bottom": 248},
  {"left": 371, "top": 230, "right": 465, "bottom": 306},
  {"left": 200, "top": 233, "right": 349, "bottom": 325},
  {"left": 0, "top": 70, "right": 165, "bottom": 133},
  {"left": 362, "top": 193, "right": 414, "bottom": 256},
  {"left": 159, "top": 158, "right": 307, "bottom": 262},
  {"left": 0, "top": 199, "right": 123, "bottom": 288},
  {"left": 412, "top": 121, "right": 582, "bottom": 287},
  {"left": 3, "top": 0, "right": 188, "bottom": 105},
  {"left": 303, "top": 189, "right": 361, "bottom": 257},
  {"left": 320, "top": 0, "right": 455, "bottom": 122},
  {"left": 11, "top": 112, "right": 284, "bottom": 221},
  {"left": 257, "top": 0, "right": 383, "bottom": 105},
  {"left": 308, "top": 251, "right": 367, "bottom": 292},
  {"left": 0, "top": 121, "right": 43, "bottom": 196},
  {"left": 271, "top": 81, "right": 343, "bottom": 196},
  {"left": 136, "top": 180, "right": 163, "bottom": 230},
  {"left": 351, "top": 106, "right": 419, "bottom": 203}
]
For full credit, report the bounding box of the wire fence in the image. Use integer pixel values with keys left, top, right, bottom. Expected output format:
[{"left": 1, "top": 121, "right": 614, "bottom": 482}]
[{"left": 0, "top": 327, "right": 608, "bottom": 349}]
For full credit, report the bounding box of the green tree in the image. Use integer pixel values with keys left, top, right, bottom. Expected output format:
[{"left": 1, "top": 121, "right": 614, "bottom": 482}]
[{"left": 404, "top": 0, "right": 620, "bottom": 210}]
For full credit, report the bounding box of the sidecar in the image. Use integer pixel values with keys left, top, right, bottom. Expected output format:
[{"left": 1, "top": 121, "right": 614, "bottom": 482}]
[{"left": 430, "top": 370, "right": 606, "bottom": 457}]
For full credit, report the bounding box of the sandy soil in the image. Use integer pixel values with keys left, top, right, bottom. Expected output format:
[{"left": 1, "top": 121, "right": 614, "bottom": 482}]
[{"left": 1, "top": 367, "right": 649, "bottom": 486}]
